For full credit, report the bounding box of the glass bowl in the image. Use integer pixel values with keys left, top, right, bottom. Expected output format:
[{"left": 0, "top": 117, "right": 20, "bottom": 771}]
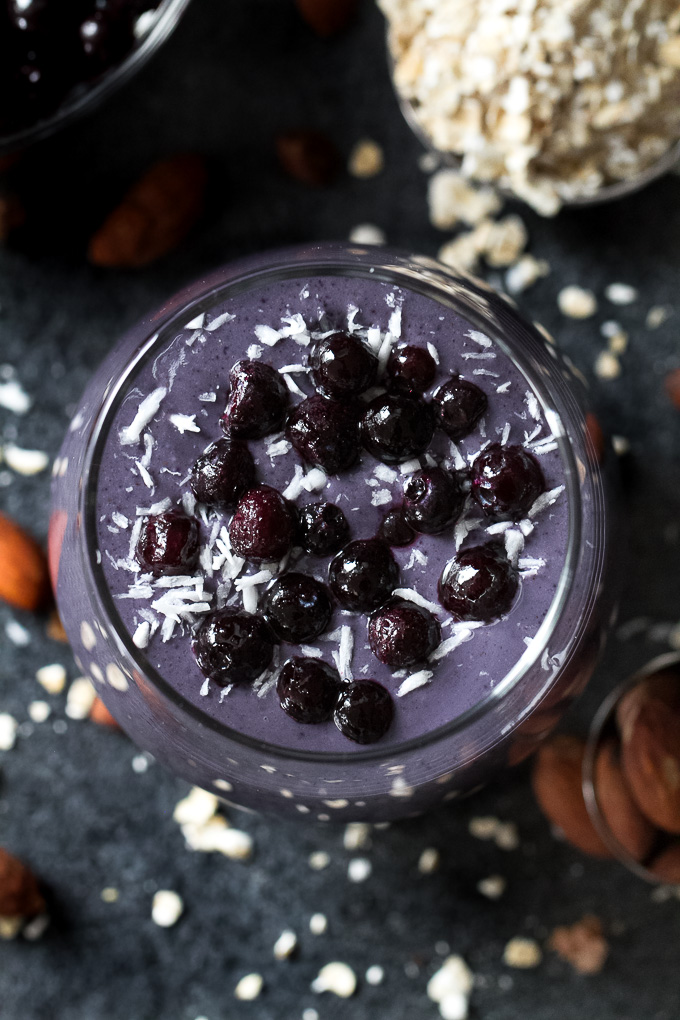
[{"left": 0, "top": 0, "right": 192, "bottom": 157}]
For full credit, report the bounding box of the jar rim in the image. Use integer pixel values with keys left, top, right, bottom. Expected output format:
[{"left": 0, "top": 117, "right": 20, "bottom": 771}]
[{"left": 80, "top": 242, "right": 596, "bottom": 764}]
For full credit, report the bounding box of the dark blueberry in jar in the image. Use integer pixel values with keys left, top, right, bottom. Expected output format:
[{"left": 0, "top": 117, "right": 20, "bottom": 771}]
[
  {"left": 220, "top": 359, "right": 289, "bottom": 440},
  {"left": 438, "top": 542, "right": 518, "bottom": 622},
  {"left": 334, "top": 680, "right": 394, "bottom": 744},
  {"left": 135, "top": 509, "right": 199, "bottom": 577},
  {"left": 7, "top": 0, "right": 52, "bottom": 32},
  {"left": 192, "top": 608, "right": 274, "bottom": 686},
  {"left": 262, "top": 572, "right": 333, "bottom": 643},
  {"left": 310, "top": 331, "right": 377, "bottom": 399},
  {"left": 229, "top": 485, "right": 297, "bottom": 562},
  {"left": 386, "top": 345, "right": 437, "bottom": 395},
  {"left": 402, "top": 466, "right": 465, "bottom": 534},
  {"left": 298, "top": 501, "right": 349, "bottom": 556},
  {"left": 361, "top": 394, "right": 435, "bottom": 465},
  {"left": 470, "top": 443, "right": 545, "bottom": 520},
  {"left": 190, "top": 439, "right": 256, "bottom": 510},
  {"left": 378, "top": 508, "right": 415, "bottom": 548},
  {"left": 328, "top": 538, "right": 398, "bottom": 612},
  {"left": 277, "top": 657, "right": 341, "bottom": 724},
  {"left": 433, "top": 375, "right": 488, "bottom": 440},
  {"left": 285, "top": 394, "right": 360, "bottom": 474},
  {"left": 79, "top": 10, "right": 136, "bottom": 73},
  {"left": 368, "top": 599, "right": 441, "bottom": 669}
]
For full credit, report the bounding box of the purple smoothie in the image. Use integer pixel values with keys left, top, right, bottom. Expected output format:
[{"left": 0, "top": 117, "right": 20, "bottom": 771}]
[{"left": 93, "top": 273, "right": 568, "bottom": 754}]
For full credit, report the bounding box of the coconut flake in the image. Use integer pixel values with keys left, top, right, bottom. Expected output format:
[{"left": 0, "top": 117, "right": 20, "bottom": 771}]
[
  {"left": 525, "top": 391, "right": 541, "bottom": 421},
  {"left": 393, "top": 587, "right": 442, "bottom": 616},
  {"left": 397, "top": 669, "right": 434, "bottom": 696},
  {"left": 333, "top": 626, "right": 354, "bottom": 680},
  {"left": 371, "top": 488, "right": 392, "bottom": 507},
  {"left": 206, "top": 311, "right": 235, "bottom": 331},
  {"left": 132, "top": 621, "right": 151, "bottom": 648},
  {"left": 466, "top": 329, "right": 492, "bottom": 348},
  {"left": 496, "top": 381, "right": 511, "bottom": 393},
  {"left": 429, "top": 624, "right": 479, "bottom": 661},
  {"left": 284, "top": 373, "right": 307, "bottom": 398},
  {"left": 254, "top": 325, "right": 281, "bottom": 346},
  {"left": 427, "top": 342, "right": 440, "bottom": 365},
  {"left": 169, "top": 413, "right": 201, "bottom": 434},
  {"left": 119, "top": 388, "right": 166, "bottom": 446},
  {"left": 528, "top": 485, "right": 565, "bottom": 518},
  {"left": 283, "top": 464, "right": 306, "bottom": 501},
  {"left": 399, "top": 458, "right": 422, "bottom": 475},
  {"left": 303, "top": 468, "right": 328, "bottom": 492},
  {"left": 246, "top": 344, "right": 262, "bottom": 359}
]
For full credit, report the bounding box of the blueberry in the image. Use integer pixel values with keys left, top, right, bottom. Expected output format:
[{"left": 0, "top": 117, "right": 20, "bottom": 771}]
[
  {"left": 386, "top": 345, "right": 437, "bottom": 395},
  {"left": 285, "top": 393, "right": 360, "bottom": 474},
  {"left": 277, "top": 657, "right": 341, "bottom": 723},
  {"left": 79, "top": 9, "right": 135, "bottom": 72},
  {"left": 438, "top": 542, "right": 518, "bottom": 621},
  {"left": 368, "top": 598, "right": 440, "bottom": 669},
  {"left": 402, "top": 466, "right": 465, "bottom": 534},
  {"left": 334, "top": 680, "right": 394, "bottom": 744},
  {"left": 298, "top": 502, "right": 349, "bottom": 556},
  {"left": 7, "top": 0, "right": 52, "bottom": 32},
  {"left": 433, "top": 375, "right": 488, "bottom": 440},
  {"left": 378, "top": 508, "right": 415, "bottom": 548},
  {"left": 220, "top": 359, "right": 289, "bottom": 440},
  {"left": 229, "top": 485, "right": 297, "bottom": 562},
  {"left": 470, "top": 443, "right": 545, "bottom": 520},
  {"left": 361, "top": 394, "right": 435, "bottom": 464},
  {"left": 192, "top": 608, "right": 274, "bottom": 686},
  {"left": 190, "top": 439, "right": 256, "bottom": 510},
  {"left": 328, "top": 538, "right": 398, "bottom": 612},
  {"left": 262, "top": 572, "right": 333, "bottom": 643},
  {"left": 135, "top": 509, "right": 199, "bottom": 577},
  {"left": 310, "top": 331, "right": 377, "bottom": 399}
]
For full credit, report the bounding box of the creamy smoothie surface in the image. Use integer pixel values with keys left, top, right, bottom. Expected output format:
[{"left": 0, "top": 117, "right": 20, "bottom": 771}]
[{"left": 95, "top": 273, "right": 568, "bottom": 753}]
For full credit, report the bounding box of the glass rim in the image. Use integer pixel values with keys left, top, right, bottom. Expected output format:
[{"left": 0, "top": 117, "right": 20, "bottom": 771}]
[
  {"left": 0, "top": 0, "right": 192, "bottom": 155},
  {"left": 80, "top": 242, "right": 590, "bottom": 764}
]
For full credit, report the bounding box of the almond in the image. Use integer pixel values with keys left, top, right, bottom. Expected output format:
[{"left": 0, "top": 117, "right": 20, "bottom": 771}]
[
  {"left": 585, "top": 412, "right": 605, "bottom": 464},
  {"left": 0, "top": 513, "right": 50, "bottom": 611},
  {"left": 648, "top": 842, "right": 680, "bottom": 884},
  {"left": 89, "top": 697, "right": 121, "bottom": 730},
  {"left": 88, "top": 153, "right": 207, "bottom": 269},
  {"left": 276, "top": 130, "right": 341, "bottom": 187},
  {"left": 0, "top": 848, "right": 45, "bottom": 920},
  {"left": 295, "top": 0, "right": 358, "bottom": 37},
  {"left": 532, "top": 734, "right": 612, "bottom": 858},
  {"left": 46, "top": 609, "right": 68, "bottom": 644},
  {"left": 665, "top": 368, "right": 680, "bottom": 410},
  {"left": 618, "top": 673, "right": 680, "bottom": 833},
  {"left": 548, "top": 915, "right": 609, "bottom": 975},
  {"left": 594, "top": 738, "right": 657, "bottom": 862}
]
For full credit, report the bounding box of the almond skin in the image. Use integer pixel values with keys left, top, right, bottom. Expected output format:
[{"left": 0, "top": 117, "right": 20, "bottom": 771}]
[
  {"left": 0, "top": 513, "right": 50, "bottom": 611},
  {"left": 594, "top": 738, "right": 656, "bottom": 861},
  {"left": 618, "top": 673, "right": 680, "bottom": 833},
  {"left": 89, "top": 698, "right": 121, "bottom": 730},
  {"left": 532, "top": 734, "right": 612, "bottom": 858},
  {"left": 0, "top": 848, "right": 45, "bottom": 919},
  {"left": 295, "top": 0, "right": 358, "bottom": 36},
  {"left": 649, "top": 842, "right": 680, "bottom": 884}
]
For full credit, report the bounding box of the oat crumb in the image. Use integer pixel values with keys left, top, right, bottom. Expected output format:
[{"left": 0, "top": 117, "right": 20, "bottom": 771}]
[
  {"left": 349, "top": 139, "right": 384, "bottom": 179},
  {"left": 234, "top": 973, "right": 263, "bottom": 1001},
  {"left": 558, "top": 286, "right": 597, "bottom": 319},
  {"left": 503, "top": 937, "right": 542, "bottom": 969},
  {"left": 548, "top": 915, "right": 609, "bottom": 975}
]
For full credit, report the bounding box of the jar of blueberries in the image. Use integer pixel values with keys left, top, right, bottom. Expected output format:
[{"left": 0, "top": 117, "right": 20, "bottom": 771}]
[
  {"left": 50, "top": 243, "right": 616, "bottom": 821},
  {"left": 0, "top": 0, "right": 192, "bottom": 152}
]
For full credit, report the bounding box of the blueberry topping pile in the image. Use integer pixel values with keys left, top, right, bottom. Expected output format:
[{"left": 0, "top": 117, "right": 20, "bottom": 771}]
[
  {"left": 471, "top": 443, "right": 545, "bottom": 520},
  {"left": 438, "top": 542, "right": 519, "bottom": 622},
  {"left": 0, "top": 1, "right": 160, "bottom": 137},
  {"left": 124, "top": 307, "right": 558, "bottom": 748},
  {"left": 135, "top": 510, "right": 200, "bottom": 577}
]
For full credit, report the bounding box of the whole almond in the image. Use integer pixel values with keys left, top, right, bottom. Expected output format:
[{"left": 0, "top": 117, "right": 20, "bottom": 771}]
[
  {"left": 276, "top": 130, "right": 341, "bottom": 187},
  {"left": 532, "top": 734, "right": 612, "bottom": 858},
  {"left": 649, "top": 842, "right": 680, "bottom": 884},
  {"left": 295, "top": 0, "right": 358, "bottom": 37},
  {"left": 88, "top": 153, "right": 207, "bottom": 269},
  {"left": 89, "top": 697, "right": 121, "bottom": 730},
  {"left": 618, "top": 674, "right": 680, "bottom": 833},
  {"left": 594, "top": 738, "right": 656, "bottom": 861},
  {"left": 0, "top": 848, "right": 45, "bottom": 919},
  {"left": 0, "top": 513, "right": 50, "bottom": 611}
]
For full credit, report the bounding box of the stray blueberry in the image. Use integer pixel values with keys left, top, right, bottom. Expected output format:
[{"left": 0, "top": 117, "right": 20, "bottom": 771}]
[
  {"left": 433, "top": 375, "right": 488, "bottom": 440},
  {"left": 135, "top": 509, "right": 199, "bottom": 577},
  {"left": 470, "top": 443, "right": 545, "bottom": 520},
  {"left": 192, "top": 608, "right": 274, "bottom": 685},
  {"left": 221, "top": 359, "right": 289, "bottom": 440},
  {"left": 311, "top": 331, "right": 377, "bottom": 399},
  {"left": 262, "top": 572, "right": 333, "bottom": 643},
  {"left": 386, "top": 345, "right": 437, "bottom": 395},
  {"left": 229, "top": 485, "right": 297, "bottom": 562},
  {"left": 328, "top": 538, "right": 399, "bottom": 612},
  {"left": 190, "top": 438, "right": 256, "bottom": 510},
  {"left": 286, "top": 393, "right": 361, "bottom": 474},
  {"left": 361, "top": 394, "right": 435, "bottom": 464},
  {"left": 298, "top": 501, "right": 350, "bottom": 556},
  {"left": 378, "top": 508, "right": 415, "bottom": 547},
  {"left": 277, "top": 657, "right": 341, "bottom": 723},
  {"left": 402, "top": 466, "right": 464, "bottom": 534},
  {"left": 368, "top": 598, "right": 441, "bottom": 669},
  {"left": 438, "top": 542, "right": 518, "bottom": 621},
  {"left": 334, "top": 680, "right": 394, "bottom": 744}
]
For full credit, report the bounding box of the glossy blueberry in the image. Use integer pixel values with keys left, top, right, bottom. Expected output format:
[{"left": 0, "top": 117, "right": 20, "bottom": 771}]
[
  {"left": 378, "top": 508, "right": 415, "bottom": 548},
  {"left": 262, "top": 572, "right": 333, "bottom": 643},
  {"left": 190, "top": 438, "right": 256, "bottom": 510},
  {"left": 368, "top": 598, "right": 440, "bottom": 669},
  {"left": 298, "top": 501, "right": 349, "bottom": 556},
  {"left": 310, "top": 331, "right": 377, "bottom": 399},
  {"left": 334, "top": 680, "right": 394, "bottom": 744},
  {"left": 277, "top": 657, "right": 341, "bottom": 723},
  {"left": 386, "top": 344, "right": 437, "bottom": 395},
  {"left": 220, "top": 359, "right": 289, "bottom": 440},
  {"left": 192, "top": 608, "right": 275, "bottom": 686},
  {"left": 402, "top": 466, "right": 465, "bottom": 534},
  {"left": 229, "top": 485, "right": 297, "bottom": 562},
  {"left": 433, "top": 375, "right": 488, "bottom": 440},
  {"left": 328, "top": 538, "right": 398, "bottom": 612},
  {"left": 361, "top": 394, "right": 435, "bottom": 464},
  {"left": 79, "top": 9, "right": 135, "bottom": 72},
  {"left": 438, "top": 542, "right": 518, "bottom": 621},
  {"left": 135, "top": 509, "right": 199, "bottom": 577},
  {"left": 285, "top": 393, "right": 360, "bottom": 474},
  {"left": 471, "top": 443, "right": 545, "bottom": 520}
]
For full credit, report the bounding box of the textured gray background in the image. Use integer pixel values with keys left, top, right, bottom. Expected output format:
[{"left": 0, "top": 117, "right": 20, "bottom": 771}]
[{"left": 1, "top": 1, "right": 680, "bottom": 1018}]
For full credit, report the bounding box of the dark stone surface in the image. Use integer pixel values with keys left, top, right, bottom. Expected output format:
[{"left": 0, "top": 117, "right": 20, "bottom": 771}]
[{"left": 1, "top": 2, "right": 680, "bottom": 1018}]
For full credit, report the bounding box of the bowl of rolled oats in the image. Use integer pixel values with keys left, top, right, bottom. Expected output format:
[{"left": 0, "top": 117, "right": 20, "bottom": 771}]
[{"left": 379, "top": 0, "right": 680, "bottom": 215}]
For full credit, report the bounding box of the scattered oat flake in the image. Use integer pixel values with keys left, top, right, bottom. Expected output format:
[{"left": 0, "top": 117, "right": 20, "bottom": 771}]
[
  {"left": 151, "top": 890, "right": 183, "bottom": 928},
  {"left": 273, "top": 929, "right": 298, "bottom": 960},
  {"left": 505, "top": 255, "right": 549, "bottom": 295},
  {"left": 28, "top": 700, "right": 51, "bottom": 723},
  {"left": 428, "top": 168, "right": 501, "bottom": 229},
  {"left": 234, "top": 973, "right": 263, "bottom": 1001},
  {"left": 503, "top": 938, "right": 542, "bottom": 969},
  {"left": 349, "top": 223, "right": 386, "bottom": 245},
  {"left": 310, "top": 912, "right": 328, "bottom": 934},
  {"left": 548, "top": 915, "right": 609, "bottom": 975},
  {"left": 36, "top": 663, "right": 67, "bottom": 694},
  {"left": 477, "top": 875, "right": 506, "bottom": 900},
  {"left": 647, "top": 305, "right": 672, "bottom": 329},
  {"left": 65, "top": 677, "right": 97, "bottom": 719},
  {"left": 344, "top": 822, "right": 371, "bottom": 851},
  {"left": 309, "top": 850, "right": 331, "bottom": 871},
  {"left": 594, "top": 350, "right": 621, "bottom": 380},
  {"left": 2, "top": 444, "right": 49, "bottom": 475},
  {"left": 418, "top": 847, "right": 440, "bottom": 874},
  {"left": 348, "top": 857, "right": 372, "bottom": 883},
  {"left": 312, "top": 962, "right": 357, "bottom": 998},
  {"left": 558, "top": 286, "right": 597, "bottom": 319},
  {"left": 0, "top": 379, "right": 31, "bottom": 414},
  {"left": 605, "top": 282, "right": 637, "bottom": 305},
  {"left": 349, "top": 139, "right": 384, "bottom": 178},
  {"left": 5, "top": 619, "right": 30, "bottom": 646},
  {"left": 427, "top": 956, "right": 474, "bottom": 1008},
  {"left": 365, "top": 965, "right": 384, "bottom": 985}
]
